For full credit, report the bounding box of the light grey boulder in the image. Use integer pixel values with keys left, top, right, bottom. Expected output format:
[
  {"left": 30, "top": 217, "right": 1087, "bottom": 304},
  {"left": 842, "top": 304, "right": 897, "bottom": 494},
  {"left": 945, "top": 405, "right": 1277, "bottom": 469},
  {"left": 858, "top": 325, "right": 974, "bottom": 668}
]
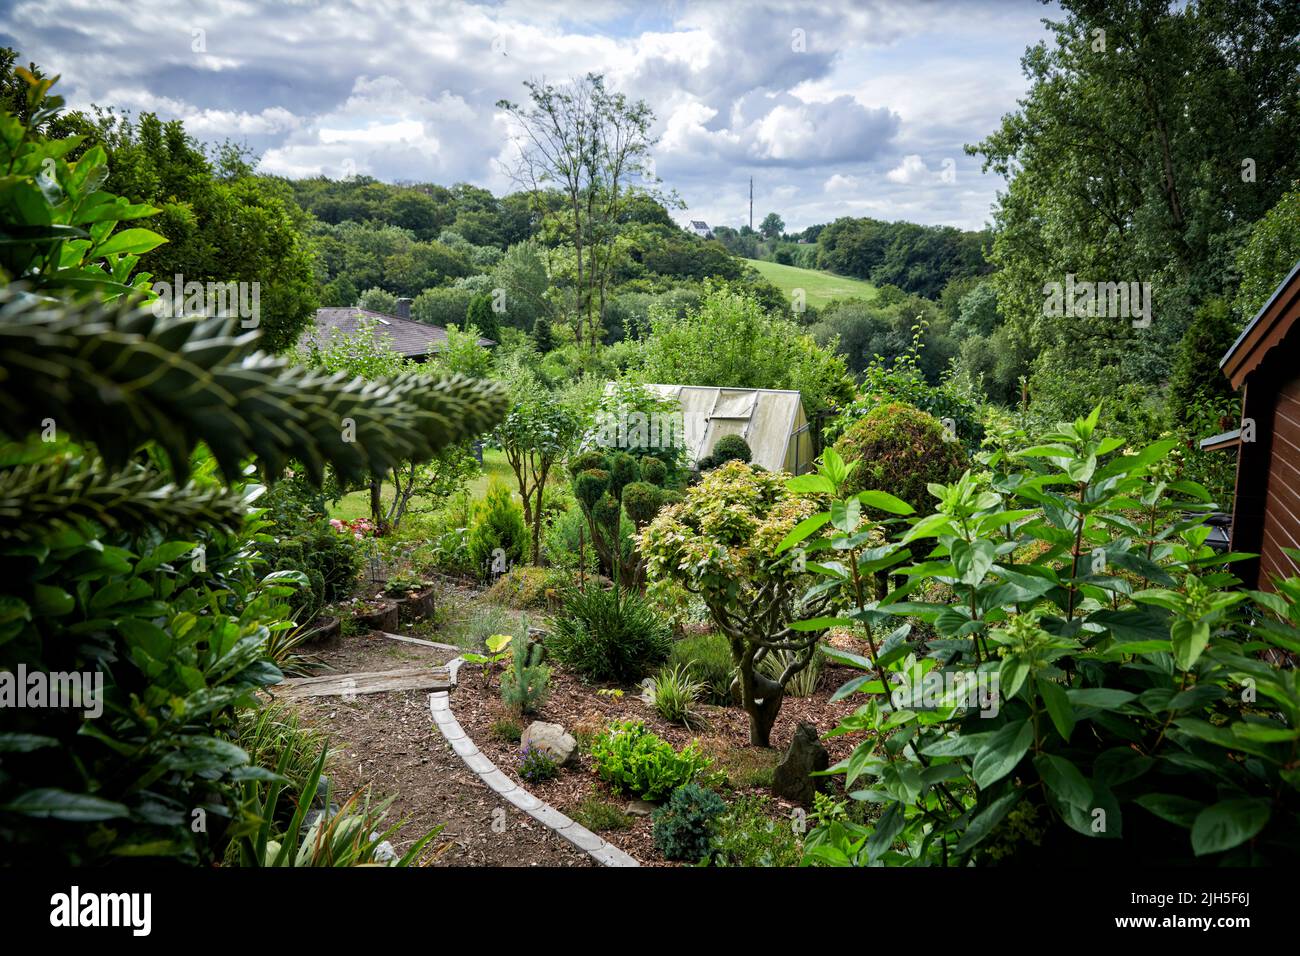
[{"left": 521, "top": 720, "right": 578, "bottom": 767}]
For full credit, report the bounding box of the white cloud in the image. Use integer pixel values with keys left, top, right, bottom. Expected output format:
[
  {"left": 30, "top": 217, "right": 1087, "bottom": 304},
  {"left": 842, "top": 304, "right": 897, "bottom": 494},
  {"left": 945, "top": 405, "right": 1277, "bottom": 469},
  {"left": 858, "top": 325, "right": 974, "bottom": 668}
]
[{"left": 4, "top": 0, "right": 1056, "bottom": 230}]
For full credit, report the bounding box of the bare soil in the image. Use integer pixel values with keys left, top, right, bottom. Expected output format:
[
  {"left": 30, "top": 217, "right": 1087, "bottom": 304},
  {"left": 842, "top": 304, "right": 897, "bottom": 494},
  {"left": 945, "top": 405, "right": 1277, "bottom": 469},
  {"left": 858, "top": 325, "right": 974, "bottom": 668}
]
[{"left": 279, "top": 628, "right": 592, "bottom": 867}]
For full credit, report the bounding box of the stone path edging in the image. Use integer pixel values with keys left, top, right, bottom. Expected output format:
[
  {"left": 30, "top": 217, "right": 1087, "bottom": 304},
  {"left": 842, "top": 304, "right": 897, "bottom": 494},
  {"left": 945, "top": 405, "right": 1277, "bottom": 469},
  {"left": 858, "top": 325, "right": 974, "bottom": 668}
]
[{"left": 429, "top": 656, "right": 639, "bottom": 868}]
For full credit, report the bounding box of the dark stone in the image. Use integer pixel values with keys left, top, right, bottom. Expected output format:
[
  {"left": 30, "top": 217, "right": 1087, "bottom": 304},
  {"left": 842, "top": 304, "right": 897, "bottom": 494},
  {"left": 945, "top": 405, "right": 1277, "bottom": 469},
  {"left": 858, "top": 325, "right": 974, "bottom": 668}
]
[{"left": 771, "top": 722, "right": 829, "bottom": 807}]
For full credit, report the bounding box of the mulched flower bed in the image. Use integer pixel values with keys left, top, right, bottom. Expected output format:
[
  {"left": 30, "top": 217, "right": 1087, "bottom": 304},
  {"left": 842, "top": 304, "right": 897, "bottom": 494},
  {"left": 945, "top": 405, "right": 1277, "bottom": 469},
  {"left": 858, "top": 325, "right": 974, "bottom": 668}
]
[{"left": 452, "top": 633, "right": 874, "bottom": 866}]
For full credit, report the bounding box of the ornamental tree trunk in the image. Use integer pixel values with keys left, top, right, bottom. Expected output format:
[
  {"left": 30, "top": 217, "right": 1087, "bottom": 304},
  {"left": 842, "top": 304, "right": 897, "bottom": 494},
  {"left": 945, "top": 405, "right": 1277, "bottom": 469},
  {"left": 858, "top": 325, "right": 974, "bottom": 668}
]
[{"left": 734, "top": 659, "right": 786, "bottom": 748}]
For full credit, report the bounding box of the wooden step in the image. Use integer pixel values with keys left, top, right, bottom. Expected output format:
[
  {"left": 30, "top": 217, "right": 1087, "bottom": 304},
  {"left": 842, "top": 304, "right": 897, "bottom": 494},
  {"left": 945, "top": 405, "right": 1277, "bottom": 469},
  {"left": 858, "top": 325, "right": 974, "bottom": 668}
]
[{"left": 273, "top": 667, "right": 452, "bottom": 699}]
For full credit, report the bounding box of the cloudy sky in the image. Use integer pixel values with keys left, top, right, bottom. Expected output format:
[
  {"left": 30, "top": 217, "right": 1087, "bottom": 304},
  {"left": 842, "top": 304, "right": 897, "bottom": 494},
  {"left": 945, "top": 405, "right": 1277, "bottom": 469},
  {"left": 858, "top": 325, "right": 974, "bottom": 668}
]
[{"left": 1, "top": 0, "right": 1058, "bottom": 232}]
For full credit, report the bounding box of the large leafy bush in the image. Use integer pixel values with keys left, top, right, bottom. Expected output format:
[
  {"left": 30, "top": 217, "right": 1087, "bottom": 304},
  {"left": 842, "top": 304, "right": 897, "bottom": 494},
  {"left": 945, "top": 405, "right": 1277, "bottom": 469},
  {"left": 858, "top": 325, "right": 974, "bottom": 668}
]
[
  {"left": 785, "top": 406, "right": 1300, "bottom": 865},
  {"left": 833, "top": 402, "right": 966, "bottom": 516}
]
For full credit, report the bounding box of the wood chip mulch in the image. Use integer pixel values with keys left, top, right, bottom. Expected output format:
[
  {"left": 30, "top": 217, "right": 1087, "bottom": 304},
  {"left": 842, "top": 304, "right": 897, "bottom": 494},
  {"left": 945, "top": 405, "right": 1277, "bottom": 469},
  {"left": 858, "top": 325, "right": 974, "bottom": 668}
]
[{"left": 453, "top": 640, "right": 872, "bottom": 866}]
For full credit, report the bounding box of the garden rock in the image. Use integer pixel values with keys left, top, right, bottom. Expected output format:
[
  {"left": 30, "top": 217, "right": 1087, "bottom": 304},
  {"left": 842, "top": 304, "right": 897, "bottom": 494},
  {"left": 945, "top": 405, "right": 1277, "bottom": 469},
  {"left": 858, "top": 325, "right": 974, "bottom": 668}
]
[
  {"left": 625, "top": 799, "right": 656, "bottom": 817},
  {"left": 521, "top": 721, "right": 578, "bottom": 767},
  {"left": 771, "top": 721, "right": 829, "bottom": 806}
]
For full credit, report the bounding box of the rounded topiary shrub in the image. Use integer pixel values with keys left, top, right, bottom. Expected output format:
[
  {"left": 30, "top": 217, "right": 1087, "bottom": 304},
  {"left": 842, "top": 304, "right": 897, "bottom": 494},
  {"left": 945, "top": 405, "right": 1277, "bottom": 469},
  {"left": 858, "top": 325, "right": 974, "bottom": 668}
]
[
  {"left": 608, "top": 452, "right": 641, "bottom": 500},
  {"left": 640, "top": 456, "right": 668, "bottom": 487},
  {"left": 569, "top": 450, "right": 609, "bottom": 478},
  {"left": 622, "top": 480, "right": 663, "bottom": 528},
  {"left": 833, "top": 402, "right": 966, "bottom": 515},
  {"left": 574, "top": 468, "right": 610, "bottom": 513},
  {"left": 710, "top": 434, "right": 752, "bottom": 466}
]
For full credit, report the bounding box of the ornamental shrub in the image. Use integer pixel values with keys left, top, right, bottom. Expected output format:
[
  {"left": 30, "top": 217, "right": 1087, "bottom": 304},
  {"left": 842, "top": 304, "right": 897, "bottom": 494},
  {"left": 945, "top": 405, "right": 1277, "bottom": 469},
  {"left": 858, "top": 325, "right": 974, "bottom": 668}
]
[
  {"left": 467, "top": 482, "right": 528, "bottom": 579},
  {"left": 545, "top": 586, "right": 672, "bottom": 682},
  {"left": 621, "top": 480, "right": 663, "bottom": 528},
  {"left": 653, "top": 783, "right": 726, "bottom": 862},
  {"left": 710, "top": 434, "right": 752, "bottom": 465},
  {"left": 833, "top": 402, "right": 965, "bottom": 516}
]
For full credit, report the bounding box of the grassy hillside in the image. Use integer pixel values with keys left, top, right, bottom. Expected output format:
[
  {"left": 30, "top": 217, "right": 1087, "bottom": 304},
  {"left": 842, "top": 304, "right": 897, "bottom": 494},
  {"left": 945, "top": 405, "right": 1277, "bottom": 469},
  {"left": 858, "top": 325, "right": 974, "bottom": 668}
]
[{"left": 746, "top": 258, "right": 879, "bottom": 308}]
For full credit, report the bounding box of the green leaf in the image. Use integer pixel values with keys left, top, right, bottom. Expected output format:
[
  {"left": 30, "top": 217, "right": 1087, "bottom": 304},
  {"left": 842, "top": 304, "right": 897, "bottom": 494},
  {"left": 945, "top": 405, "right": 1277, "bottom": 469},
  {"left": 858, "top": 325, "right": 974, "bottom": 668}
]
[
  {"left": 1134, "top": 793, "right": 1203, "bottom": 829},
  {"left": 971, "top": 719, "right": 1033, "bottom": 788},
  {"left": 1191, "top": 799, "right": 1270, "bottom": 856},
  {"left": 1171, "top": 618, "right": 1211, "bottom": 670},
  {"left": 775, "top": 512, "right": 831, "bottom": 553},
  {"left": 91, "top": 227, "right": 167, "bottom": 258},
  {"left": 0, "top": 733, "right": 59, "bottom": 752},
  {"left": 1, "top": 788, "right": 130, "bottom": 821},
  {"left": 830, "top": 497, "right": 861, "bottom": 533},
  {"left": 866, "top": 801, "right": 906, "bottom": 861},
  {"left": 787, "top": 474, "right": 835, "bottom": 495},
  {"left": 955, "top": 791, "right": 1021, "bottom": 854},
  {"left": 856, "top": 490, "right": 914, "bottom": 515},
  {"left": 1034, "top": 754, "right": 1091, "bottom": 809},
  {"left": 1037, "top": 678, "right": 1074, "bottom": 742},
  {"left": 1066, "top": 688, "right": 1136, "bottom": 710}
]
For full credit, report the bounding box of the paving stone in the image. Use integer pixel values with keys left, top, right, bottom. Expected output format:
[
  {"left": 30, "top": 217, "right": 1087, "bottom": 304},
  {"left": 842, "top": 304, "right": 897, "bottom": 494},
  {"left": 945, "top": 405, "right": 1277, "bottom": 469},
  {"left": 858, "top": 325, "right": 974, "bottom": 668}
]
[
  {"left": 586, "top": 842, "right": 640, "bottom": 867},
  {"left": 502, "top": 787, "right": 543, "bottom": 812},
  {"left": 527, "top": 804, "right": 574, "bottom": 831},
  {"left": 559, "top": 824, "right": 606, "bottom": 853},
  {"left": 479, "top": 769, "right": 517, "bottom": 794},
  {"left": 449, "top": 735, "right": 479, "bottom": 758},
  {"left": 461, "top": 750, "right": 496, "bottom": 775}
]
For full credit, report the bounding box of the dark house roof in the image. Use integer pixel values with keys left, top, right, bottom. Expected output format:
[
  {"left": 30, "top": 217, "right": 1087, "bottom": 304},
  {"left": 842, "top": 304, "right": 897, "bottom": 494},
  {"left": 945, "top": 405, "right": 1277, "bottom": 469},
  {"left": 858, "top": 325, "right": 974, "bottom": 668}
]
[
  {"left": 1214, "top": 258, "right": 1300, "bottom": 590},
  {"left": 1220, "top": 259, "right": 1300, "bottom": 389},
  {"left": 303, "top": 307, "right": 495, "bottom": 360}
]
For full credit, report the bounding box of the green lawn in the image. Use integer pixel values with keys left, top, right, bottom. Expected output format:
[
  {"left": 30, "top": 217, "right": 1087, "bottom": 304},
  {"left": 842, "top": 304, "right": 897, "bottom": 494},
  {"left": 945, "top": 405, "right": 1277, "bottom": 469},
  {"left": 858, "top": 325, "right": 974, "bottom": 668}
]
[
  {"left": 747, "top": 258, "right": 878, "bottom": 309},
  {"left": 328, "top": 447, "right": 516, "bottom": 521}
]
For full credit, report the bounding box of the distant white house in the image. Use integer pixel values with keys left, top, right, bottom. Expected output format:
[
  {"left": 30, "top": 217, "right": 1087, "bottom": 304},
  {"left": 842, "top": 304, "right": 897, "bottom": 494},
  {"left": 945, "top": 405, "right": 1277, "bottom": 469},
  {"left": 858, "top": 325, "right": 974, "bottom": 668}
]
[{"left": 687, "top": 220, "right": 713, "bottom": 239}]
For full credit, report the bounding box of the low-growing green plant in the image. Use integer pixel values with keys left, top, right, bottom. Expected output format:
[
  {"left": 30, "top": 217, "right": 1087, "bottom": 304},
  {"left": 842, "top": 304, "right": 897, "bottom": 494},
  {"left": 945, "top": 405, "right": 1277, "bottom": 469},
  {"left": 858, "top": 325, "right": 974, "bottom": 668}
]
[
  {"left": 235, "top": 703, "right": 328, "bottom": 805},
  {"left": 708, "top": 794, "right": 803, "bottom": 867},
  {"left": 490, "top": 716, "right": 523, "bottom": 744},
  {"left": 653, "top": 783, "right": 726, "bottom": 862},
  {"left": 462, "top": 633, "right": 514, "bottom": 670},
  {"left": 589, "top": 720, "right": 712, "bottom": 801},
  {"left": 546, "top": 586, "right": 672, "bottom": 682},
  {"left": 649, "top": 664, "right": 704, "bottom": 727},
  {"left": 500, "top": 632, "right": 551, "bottom": 715},
  {"left": 518, "top": 743, "right": 559, "bottom": 783},
  {"left": 235, "top": 748, "right": 444, "bottom": 867},
  {"left": 668, "top": 633, "right": 736, "bottom": 705},
  {"left": 569, "top": 795, "right": 633, "bottom": 832},
  {"left": 700, "top": 742, "right": 781, "bottom": 791}
]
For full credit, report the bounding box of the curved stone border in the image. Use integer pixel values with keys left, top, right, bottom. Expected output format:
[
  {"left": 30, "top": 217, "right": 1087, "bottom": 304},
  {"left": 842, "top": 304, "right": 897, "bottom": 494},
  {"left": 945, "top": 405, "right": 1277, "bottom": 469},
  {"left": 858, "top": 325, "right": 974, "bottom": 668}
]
[{"left": 430, "top": 657, "right": 639, "bottom": 867}]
